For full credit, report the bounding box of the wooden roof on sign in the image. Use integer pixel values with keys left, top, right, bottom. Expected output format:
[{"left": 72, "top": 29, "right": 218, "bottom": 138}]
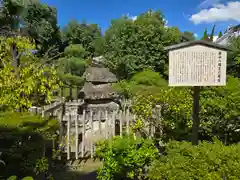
[{"left": 164, "top": 40, "right": 230, "bottom": 51}]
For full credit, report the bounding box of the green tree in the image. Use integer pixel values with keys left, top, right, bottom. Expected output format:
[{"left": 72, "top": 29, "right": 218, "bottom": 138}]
[
  {"left": 91, "top": 36, "right": 106, "bottom": 56},
  {"left": 182, "top": 31, "right": 196, "bottom": 41},
  {"left": 0, "top": 0, "right": 33, "bottom": 30},
  {"left": 0, "top": 36, "right": 60, "bottom": 110},
  {"left": 62, "top": 20, "right": 102, "bottom": 56},
  {"left": 104, "top": 10, "right": 181, "bottom": 79},
  {"left": 114, "top": 69, "right": 167, "bottom": 98},
  {"left": 57, "top": 44, "right": 88, "bottom": 99},
  {"left": 201, "top": 28, "right": 209, "bottom": 40},
  {"left": 210, "top": 24, "right": 216, "bottom": 41},
  {"left": 22, "top": 1, "right": 61, "bottom": 57},
  {"left": 0, "top": 0, "right": 61, "bottom": 59},
  {"left": 218, "top": 31, "right": 223, "bottom": 38}
]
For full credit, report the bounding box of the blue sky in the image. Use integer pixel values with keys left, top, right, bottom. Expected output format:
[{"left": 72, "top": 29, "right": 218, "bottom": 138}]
[{"left": 41, "top": 0, "right": 240, "bottom": 38}]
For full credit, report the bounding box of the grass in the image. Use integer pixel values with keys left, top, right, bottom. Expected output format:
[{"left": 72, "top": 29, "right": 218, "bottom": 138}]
[{"left": 0, "top": 111, "right": 58, "bottom": 131}]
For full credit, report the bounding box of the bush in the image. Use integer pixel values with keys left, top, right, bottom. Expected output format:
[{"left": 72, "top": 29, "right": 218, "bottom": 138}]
[
  {"left": 117, "top": 71, "right": 240, "bottom": 144},
  {"left": 148, "top": 140, "right": 240, "bottom": 180},
  {"left": 7, "top": 176, "right": 34, "bottom": 180},
  {"left": 96, "top": 135, "right": 158, "bottom": 180},
  {"left": 0, "top": 112, "right": 58, "bottom": 178}
]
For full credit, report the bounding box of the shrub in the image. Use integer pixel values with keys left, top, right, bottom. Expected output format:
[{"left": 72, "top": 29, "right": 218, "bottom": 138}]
[
  {"left": 148, "top": 140, "right": 240, "bottom": 180},
  {"left": 0, "top": 111, "right": 58, "bottom": 178},
  {"left": 96, "top": 135, "right": 158, "bottom": 180},
  {"left": 7, "top": 176, "right": 34, "bottom": 180}
]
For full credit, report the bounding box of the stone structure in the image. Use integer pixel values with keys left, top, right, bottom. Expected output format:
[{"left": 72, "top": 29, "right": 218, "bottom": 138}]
[
  {"left": 79, "top": 56, "right": 119, "bottom": 118},
  {"left": 78, "top": 56, "right": 120, "bottom": 148},
  {"left": 52, "top": 56, "right": 121, "bottom": 158},
  {"left": 29, "top": 56, "right": 162, "bottom": 160}
]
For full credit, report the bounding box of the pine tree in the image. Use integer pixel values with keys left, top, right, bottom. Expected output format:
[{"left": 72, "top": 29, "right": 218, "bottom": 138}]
[
  {"left": 201, "top": 28, "right": 208, "bottom": 40},
  {"left": 210, "top": 24, "right": 216, "bottom": 42},
  {"left": 218, "top": 31, "right": 223, "bottom": 38}
]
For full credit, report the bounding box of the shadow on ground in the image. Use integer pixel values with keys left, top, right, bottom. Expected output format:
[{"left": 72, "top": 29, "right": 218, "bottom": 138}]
[
  {"left": 79, "top": 171, "right": 98, "bottom": 179},
  {"left": 52, "top": 158, "right": 101, "bottom": 180},
  {"left": 53, "top": 170, "right": 98, "bottom": 180}
]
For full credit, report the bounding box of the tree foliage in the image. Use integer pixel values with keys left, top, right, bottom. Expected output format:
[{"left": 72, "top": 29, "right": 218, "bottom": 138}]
[
  {"left": 96, "top": 135, "right": 158, "bottom": 180},
  {"left": 0, "top": 0, "right": 61, "bottom": 57},
  {"left": 228, "top": 37, "right": 240, "bottom": 77},
  {"left": 23, "top": 1, "right": 61, "bottom": 56},
  {"left": 62, "top": 20, "right": 102, "bottom": 56},
  {"left": 0, "top": 0, "right": 32, "bottom": 30},
  {"left": 0, "top": 111, "right": 58, "bottom": 178},
  {"left": 183, "top": 31, "right": 196, "bottom": 41},
  {"left": 0, "top": 36, "right": 60, "bottom": 110},
  {"left": 57, "top": 44, "right": 88, "bottom": 88},
  {"left": 149, "top": 140, "right": 240, "bottom": 180},
  {"left": 210, "top": 24, "right": 216, "bottom": 41},
  {"left": 116, "top": 69, "right": 240, "bottom": 143},
  {"left": 218, "top": 31, "right": 223, "bottom": 38},
  {"left": 201, "top": 28, "right": 209, "bottom": 41},
  {"left": 104, "top": 10, "right": 181, "bottom": 79}
]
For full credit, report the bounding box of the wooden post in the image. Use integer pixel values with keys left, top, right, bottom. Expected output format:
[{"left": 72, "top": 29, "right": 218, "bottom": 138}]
[
  {"left": 41, "top": 110, "right": 45, "bottom": 119},
  {"left": 109, "top": 111, "right": 112, "bottom": 137},
  {"left": 98, "top": 110, "right": 102, "bottom": 135},
  {"left": 119, "top": 110, "right": 123, "bottom": 137},
  {"left": 192, "top": 86, "right": 201, "bottom": 145},
  {"left": 90, "top": 110, "right": 93, "bottom": 158},
  {"left": 75, "top": 114, "right": 79, "bottom": 160},
  {"left": 105, "top": 110, "right": 108, "bottom": 139},
  {"left": 112, "top": 111, "right": 116, "bottom": 136},
  {"left": 67, "top": 114, "right": 71, "bottom": 160},
  {"left": 157, "top": 105, "right": 163, "bottom": 138},
  {"left": 126, "top": 107, "right": 130, "bottom": 135},
  {"left": 58, "top": 108, "right": 64, "bottom": 160},
  {"left": 133, "top": 114, "right": 136, "bottom": 139},
  {"left": 41, "top": 111, "right": 46, "bottom": 156},
  {"left": 81, "top": 110, "right": 85, "bottom": 158},
  {"left": 58, "top": 106, "right": 64, "bottom": 143}
]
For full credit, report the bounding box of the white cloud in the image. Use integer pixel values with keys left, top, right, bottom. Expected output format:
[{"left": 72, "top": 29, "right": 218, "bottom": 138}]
[
  {"left": 190, "top": 1, "right": 240, "bottom": 24},
  {"left": 198, "top": 0, "right": 222, "bottom": 8},
  {"left": 194, "top": 33, "right": 198, "bottom": 38}
]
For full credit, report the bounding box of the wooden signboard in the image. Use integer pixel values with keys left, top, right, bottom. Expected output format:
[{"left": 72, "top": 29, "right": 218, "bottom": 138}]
[
  {"left": 165, "top": 40, "right": 229, "bottom": 145},
  {"left": 168, "top": 45, "right": 227, "bottom": 86}
]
